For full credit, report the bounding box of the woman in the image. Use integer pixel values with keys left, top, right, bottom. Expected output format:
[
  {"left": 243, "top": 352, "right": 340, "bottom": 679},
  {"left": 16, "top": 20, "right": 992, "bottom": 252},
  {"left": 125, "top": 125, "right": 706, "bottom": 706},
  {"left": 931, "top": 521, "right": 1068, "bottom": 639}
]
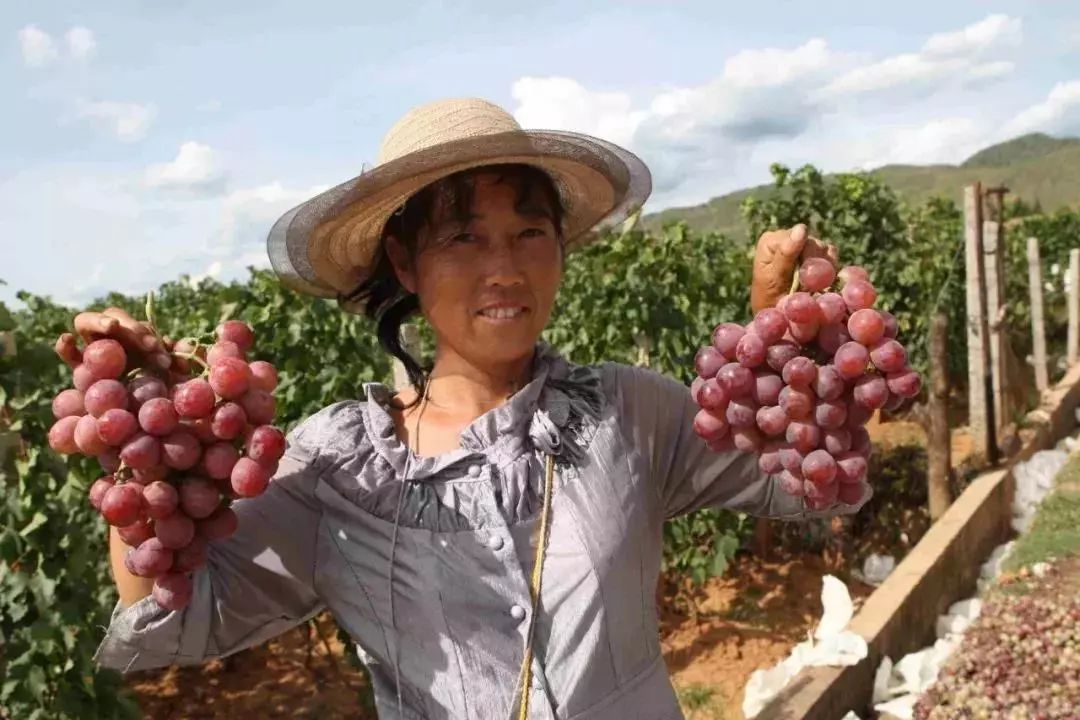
[{"left": 64, "top": 98, "right": 863, "bottom": 719}]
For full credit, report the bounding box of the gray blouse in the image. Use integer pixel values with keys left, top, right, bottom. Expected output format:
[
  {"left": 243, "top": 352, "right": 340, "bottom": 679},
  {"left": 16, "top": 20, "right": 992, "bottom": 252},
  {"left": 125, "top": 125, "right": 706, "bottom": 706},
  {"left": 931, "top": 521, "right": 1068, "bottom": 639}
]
[{"left": 95, "top": 344, "right": 867, "bottom": 719}]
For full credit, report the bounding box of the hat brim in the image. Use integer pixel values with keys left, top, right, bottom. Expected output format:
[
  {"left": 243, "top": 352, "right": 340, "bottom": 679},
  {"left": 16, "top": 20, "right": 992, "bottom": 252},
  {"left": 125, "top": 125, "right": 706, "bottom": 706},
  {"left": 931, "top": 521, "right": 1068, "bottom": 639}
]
[{"left": 266, "top": 130, "right": 652, "bottom": 304}]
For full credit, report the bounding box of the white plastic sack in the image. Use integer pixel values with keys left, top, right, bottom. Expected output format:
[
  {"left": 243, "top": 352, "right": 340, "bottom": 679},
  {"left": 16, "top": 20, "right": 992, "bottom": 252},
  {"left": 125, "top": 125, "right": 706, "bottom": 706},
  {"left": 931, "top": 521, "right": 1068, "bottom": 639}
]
[{"left": 742, "top": 575, "right": 867, "bottom": 718}]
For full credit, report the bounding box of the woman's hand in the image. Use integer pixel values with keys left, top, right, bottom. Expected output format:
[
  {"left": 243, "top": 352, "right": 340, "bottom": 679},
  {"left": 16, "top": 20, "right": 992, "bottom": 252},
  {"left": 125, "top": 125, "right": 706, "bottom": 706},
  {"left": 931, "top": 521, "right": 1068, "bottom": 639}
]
[
  {"left": 750, "top": 224, "right": 838, "bottom": 313},
  {"left": 54, "top": 307, "right": 172, "bottom": 371}
]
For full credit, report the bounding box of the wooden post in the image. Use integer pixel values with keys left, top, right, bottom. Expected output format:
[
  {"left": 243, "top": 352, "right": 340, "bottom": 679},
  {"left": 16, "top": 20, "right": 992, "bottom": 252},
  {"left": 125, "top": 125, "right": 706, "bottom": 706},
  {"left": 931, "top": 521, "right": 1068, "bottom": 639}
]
[
  {"left": 1068, "top": 249, "right": 1079, "bottom": 367},
  {"left": 928, "top": 312, "right": 952, "bottom": 521},
  {"left": 983, "top": 220, "right": 1007, "bottom": 445},
  {"left": 964, "top": 183, "right": 994, "bottom": 462},
  {"left": 1026, "top": 237, "right": 1050, "bottom": 392},
  {"left": 392, "top": 323, "right": 421, "bottom": 391}
]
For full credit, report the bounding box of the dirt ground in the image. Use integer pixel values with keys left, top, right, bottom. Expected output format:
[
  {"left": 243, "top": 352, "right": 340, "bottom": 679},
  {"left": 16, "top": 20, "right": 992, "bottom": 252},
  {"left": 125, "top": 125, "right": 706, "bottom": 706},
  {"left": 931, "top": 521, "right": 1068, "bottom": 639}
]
[{"left": 124, "top": 418, "right": 942, "bottom": 720}]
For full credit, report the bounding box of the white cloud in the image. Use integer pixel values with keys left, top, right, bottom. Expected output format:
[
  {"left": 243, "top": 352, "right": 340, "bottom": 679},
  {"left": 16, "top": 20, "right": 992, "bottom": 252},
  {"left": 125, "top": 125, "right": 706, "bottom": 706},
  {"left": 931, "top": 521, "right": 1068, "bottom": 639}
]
[
  {"left": 145, "top": 142, "right": 226, "bottom": 192},
  {"left": 77, "top": 101, "right": 157, "bottom": 141},
  {"left": 1005, "top": 80, "right": 1080, "bottom": 136},
  {"left": 217, "top": 181, "right": 329, "bottom": 250},
  {"left": 65, "top": 27, "right": 96, "bottom": 61},
  {"left": 922, "top": 14, "right": 1022, "bottom": 57},
  {"left": 512, "top": 77, "right": 644, "bottom": 147},
  {"left": 721, "top": 38, "right": 841, "bottom": 89},
  {"left": 820, "top": 14, "right": 1020, "bottom": 99},
  {"left": 18, "top": 25, "right": 58, "bottom": 67}
]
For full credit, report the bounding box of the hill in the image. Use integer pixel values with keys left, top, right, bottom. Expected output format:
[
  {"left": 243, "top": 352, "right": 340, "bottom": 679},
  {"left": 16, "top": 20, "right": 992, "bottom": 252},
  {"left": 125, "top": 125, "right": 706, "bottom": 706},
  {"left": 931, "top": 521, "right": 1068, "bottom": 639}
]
[{"left": 643, "top": 133, "right": 1080, "bottom": 240}]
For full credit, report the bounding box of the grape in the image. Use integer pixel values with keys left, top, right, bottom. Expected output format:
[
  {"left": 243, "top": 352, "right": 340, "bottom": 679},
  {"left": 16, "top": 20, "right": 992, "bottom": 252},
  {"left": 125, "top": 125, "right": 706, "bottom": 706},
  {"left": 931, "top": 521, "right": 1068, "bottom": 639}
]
[
  {"left": 850, "top": 427, "right": 871, "bottom": 456},
  {"left": 847, "top": 308, "right": 886, "bottom": 346},
  {"left": 786, "top": 421, "right": 821, "bottom": 453},
  {"left": 52, "top": 389, "right": 85, "bottom": 419},
  {"left": 89, "top": 476, "right": 116, "bottom": 509},
  {"left": 783, "top": 292, "right": 820, "bottom": 324},
  {"left": 870, "top": 338, "right": 907, "bottom": 373},
  {"left": 694, "top": 346, "right": 727, "bottom": 379},
  {"left": 846, "top": 401, "right": 874, "bottom": 429},
  {"left": 249, "top": 361, "right": 279, "bottom": 392},
  {"left": 129, "top": 375, "right": 168, "bottom": 408},
  {"left": 712, "top": 323, "right": 745, "bottom": 360},
  {"left": 706, "top": 436, "right": 736, "bottom": 453},
  {"left": 823, "top": 428, "right": 852, "bottom": 455},
  {"left": 753, "top": 309, "right": 788, "bottom": 345},
  {"left": 48, "top": 415, "right": 81, "bottom": 454},
  {"left": 812, "top": 365, "right": 844, "bottom": 401},
  {"left": 717, "top": 364, "right": 754, "bottom": 398},
  {"left": 841, "top": 279, "right": 877, "bottom": 311},
  {"left": 185, "top": 417, "right": 217, "bottom": 444},
  {"left": 216, "top": 320, "right": 255, "bottom": 352},
  {"left": 173, "top": 536, "right": 209, "bottom": 573},
  {"left": 834, "top": 342, "right": 870, "bottom": 380},
  {"left": 759, "top": 450, "right": 783, "bottom": 474},
  {"left": 117, "top": 520, "right": 155, "bottom": 547},
  {"left": 817, "top": 324, "right": 851, "bottom": 354},
  {"left": 75, "top": 414, "right": 108, "bottom": 455},
  {"left": 120, "top": 432, "right": 162, "bottom": 470},
  {"left": 782, "top": 356, "right": 817, "bottom": 387},
  {"left": 886, "top": 368, "right": 922, "bottom": 398},
  {"left": 155, "top": 511, "right": 196, "bottom": 549},
  {"left": 143, "top": 480, "right": 179, "bottom": 519},
  {"left": 138, "top": 397, "right": 179, "bottom": 436},
  {"left": 838, "top": 266, "right": 870, "bottom": 285},
  {"left": 161, "top": 430, "right": 202, "bottom": 470},
  {"left": 879, "top": 311, "right": 898, "bottom": 339},
  {"left": 72, "top": 364, "right": 96, "bottom": 393},
  {"left": 799, "top": 258, "right": 836, "bottom": 292},
  {"left": 84, "top": 379, "right": 128, "bottom": 417},
  {"left": 726, "top": 398, "right": 758, "bottom": 428},
  {"left": 210, "top": 358, "right": 252, "bottom": 400},
  {"left": 208, "top": 402, "right": 245, "bottom": 440},
  {"left": 766, "top": 340, "right": 801, "bottom": 373},
  {"left": 693, "top": 409, "right": 729, "bottom": 441},
  {"left": 179, "top": 477, "right": 221, "bottom": 519},
  {"left": 697, "top": 378, "right": 730, "bottom": 411},
  {"left": 778, "top": 385, "right": 814, "bottom": 420},
  {"left": 778, "top": 470, "right": 805, "bottom": 496},
  {"left": 883, "top": 393, "right": 905, "bottom": 412},
  {"left": 756, "top": 406, "right": 790, "bottom": 436},
  {"left": 132, "top": 465, "right": 169, "bottom": 485},
  {"left": 207, "top": 341, "right": 244, "bottom": 366},
  {"left": 779, "top": 445, "right": 805, "bottom": 473},
  {"left": 231, "top": 458, "right": 271, "bottom": 497},
  {"left": 854, "top": 373, "right": 889, "bottom": 410},
  {"left": 248, "top": 426, "right": 286, "bottom": 464},
  {"left": 732, "top": 427, "right": 763, "bottom": 453},
  {"left": 98, "top": 449, "right": 121, "bottom": 473},
  {"left": 753, "top": 370, "right": 784, "bottom": 406},
  {"left": 789, "top": 319, "right": 820, "bottom": 344},
  {"left": 128, "top": 537, "right": 174, "bottom": 577},
  {"left": 173, "top": 379, "right": 216, "bottom": 419},
  {"left": 837, "top": 481, "right": 865, "bottom": 505},
  {"left": 197, "top": 507, "right": 239, "bottom": 541},
  {"left": 97, "top": 408, "right": 138, "bottom": 446},
  {"left": 816, "top": 293, "right": 847, "bottom": 325},
  {"left": 153, "top": 572, "right": 194, "bottom": 611},
  {"left": 836, "top": 452, "right": 868, "bottom": 484},
  {"left": 82, "top": 339, "right": 126, "bottom": 380},
  {"left": 101, "top": 483, "right": 144, "bottom": 527},
  {"left": 802, "top": 450, "right": 838, "bottom": 486},
  {"left": 804, "top": 479, "right": 838, "bottom": 510},
  {"left": 735, "top": 333, "right": 766, "bottom": 368},
  {"left": 814, "top": 399, "right": 848, "bottom": 430}
]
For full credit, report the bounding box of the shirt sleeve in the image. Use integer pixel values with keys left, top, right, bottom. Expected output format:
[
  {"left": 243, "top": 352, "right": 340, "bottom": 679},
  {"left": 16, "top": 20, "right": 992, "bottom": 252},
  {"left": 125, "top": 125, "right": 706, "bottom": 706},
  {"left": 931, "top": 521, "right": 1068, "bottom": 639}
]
[
  {"left": 606, "top": 363, "right": 871, "bottom": 521},
  {"left": 93, "top": 404, "right": 341, "bottom": 673}
]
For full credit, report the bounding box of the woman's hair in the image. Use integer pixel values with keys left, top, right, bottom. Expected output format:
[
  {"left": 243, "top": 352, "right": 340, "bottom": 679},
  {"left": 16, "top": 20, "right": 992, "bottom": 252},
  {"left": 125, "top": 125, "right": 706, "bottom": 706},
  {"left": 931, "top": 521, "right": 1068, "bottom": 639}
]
[{"left": 342, "top": 163, "right": 567, "bottom": 400}]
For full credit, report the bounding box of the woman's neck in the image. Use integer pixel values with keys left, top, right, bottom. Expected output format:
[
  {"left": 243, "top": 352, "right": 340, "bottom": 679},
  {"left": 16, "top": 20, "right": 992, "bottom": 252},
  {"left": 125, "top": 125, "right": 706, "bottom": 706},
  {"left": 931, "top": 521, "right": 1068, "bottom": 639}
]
[{"left": 423, "top": 348, "right": 535, "bottom": 418}]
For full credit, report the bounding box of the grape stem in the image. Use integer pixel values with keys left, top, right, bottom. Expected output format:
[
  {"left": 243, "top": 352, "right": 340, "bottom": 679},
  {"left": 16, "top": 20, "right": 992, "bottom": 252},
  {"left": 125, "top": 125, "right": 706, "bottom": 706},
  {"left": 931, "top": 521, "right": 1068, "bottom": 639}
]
[
  {"left": 787, "top": 266, "right": 801, "bottom": 296},
  {"left": 172, "top": 350, "right": 210, "bottom": 372}
]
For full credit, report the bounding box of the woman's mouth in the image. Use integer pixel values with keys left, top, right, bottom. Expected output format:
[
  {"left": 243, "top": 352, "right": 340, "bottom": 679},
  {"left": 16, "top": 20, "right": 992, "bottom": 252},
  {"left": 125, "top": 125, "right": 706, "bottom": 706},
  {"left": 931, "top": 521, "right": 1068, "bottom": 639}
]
[{"left": 478, "top": 306, "right": 528, "bottom": 321}]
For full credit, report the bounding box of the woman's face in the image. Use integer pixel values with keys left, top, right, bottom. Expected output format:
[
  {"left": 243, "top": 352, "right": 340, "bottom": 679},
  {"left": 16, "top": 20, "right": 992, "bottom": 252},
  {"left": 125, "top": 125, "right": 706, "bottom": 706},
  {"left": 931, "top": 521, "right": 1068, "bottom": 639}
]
[{"left": 390, "top": 171, "right": 563, "bottom": 368}]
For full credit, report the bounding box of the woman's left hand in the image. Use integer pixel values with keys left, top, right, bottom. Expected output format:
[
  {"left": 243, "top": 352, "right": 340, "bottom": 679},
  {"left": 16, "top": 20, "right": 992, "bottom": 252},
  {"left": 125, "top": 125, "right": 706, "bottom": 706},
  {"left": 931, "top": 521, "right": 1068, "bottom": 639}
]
[{"left": 750, "top": 224, "right": 838, "bottom": 313}]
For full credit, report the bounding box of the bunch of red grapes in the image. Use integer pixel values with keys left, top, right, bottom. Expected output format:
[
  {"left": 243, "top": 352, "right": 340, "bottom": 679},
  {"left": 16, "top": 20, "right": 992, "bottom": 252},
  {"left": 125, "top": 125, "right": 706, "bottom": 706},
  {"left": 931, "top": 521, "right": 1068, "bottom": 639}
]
[
  {"left": 47, "top": 320, "right": 285, "bottom": 610},
  {"left": 691, "top": 261, "right": 921, "bottom": 510}
]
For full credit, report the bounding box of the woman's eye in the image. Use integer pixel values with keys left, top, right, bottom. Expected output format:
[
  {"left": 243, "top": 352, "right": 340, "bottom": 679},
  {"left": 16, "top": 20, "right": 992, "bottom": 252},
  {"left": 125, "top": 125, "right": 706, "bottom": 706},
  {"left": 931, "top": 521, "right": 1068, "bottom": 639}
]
[
  {"left": 449, "top": 232, "right": 476, "bottom": 244},
  {"left": 521, "top": 227, "right": 547, "bottom": 238}
]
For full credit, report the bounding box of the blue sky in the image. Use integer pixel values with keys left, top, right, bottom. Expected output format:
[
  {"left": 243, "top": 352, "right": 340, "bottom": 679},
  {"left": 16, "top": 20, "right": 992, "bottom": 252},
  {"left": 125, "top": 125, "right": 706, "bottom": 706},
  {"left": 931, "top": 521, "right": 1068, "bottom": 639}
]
[{"left": 4, "top": 1, "right": 1080, "bottom": 307}]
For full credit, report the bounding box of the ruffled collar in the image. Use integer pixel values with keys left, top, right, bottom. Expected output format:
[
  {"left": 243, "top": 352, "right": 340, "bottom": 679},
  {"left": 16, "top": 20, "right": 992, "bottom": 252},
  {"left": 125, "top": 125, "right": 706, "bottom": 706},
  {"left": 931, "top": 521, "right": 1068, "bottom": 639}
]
[{"left": 360, "top": 343, "right": 604, "bottom": 480}]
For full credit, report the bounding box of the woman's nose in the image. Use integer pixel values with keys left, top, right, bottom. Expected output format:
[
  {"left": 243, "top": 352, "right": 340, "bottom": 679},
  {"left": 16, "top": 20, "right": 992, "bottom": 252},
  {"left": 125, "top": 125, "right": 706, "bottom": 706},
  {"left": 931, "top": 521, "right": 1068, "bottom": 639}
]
[{"left": 482, "top": 239, "right": 526, "bottom": 287}]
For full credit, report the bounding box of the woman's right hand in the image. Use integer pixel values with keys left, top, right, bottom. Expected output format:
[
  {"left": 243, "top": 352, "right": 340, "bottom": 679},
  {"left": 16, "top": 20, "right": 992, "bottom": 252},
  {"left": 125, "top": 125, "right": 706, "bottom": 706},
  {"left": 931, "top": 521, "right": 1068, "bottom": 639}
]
[{"left": 54, "top": 307, "right": 173, "bottom": 372}]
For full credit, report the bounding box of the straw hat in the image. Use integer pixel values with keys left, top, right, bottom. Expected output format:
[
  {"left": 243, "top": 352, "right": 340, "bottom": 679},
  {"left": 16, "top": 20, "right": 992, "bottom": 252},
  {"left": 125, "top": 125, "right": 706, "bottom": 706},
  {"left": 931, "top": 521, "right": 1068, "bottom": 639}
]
[{"left": 266, "top": 97, "right": 651, "bottom": 307}]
